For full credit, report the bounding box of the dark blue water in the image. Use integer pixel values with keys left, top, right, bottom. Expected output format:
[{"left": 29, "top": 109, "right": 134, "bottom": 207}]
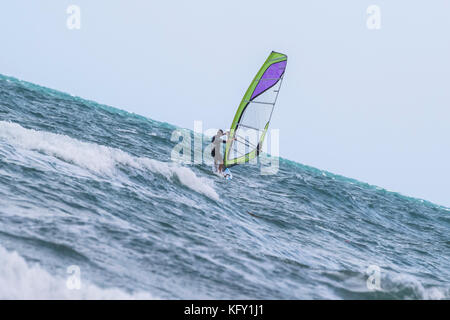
[{"left": 0, "top": 74, "right": 448, "bottom": 299}]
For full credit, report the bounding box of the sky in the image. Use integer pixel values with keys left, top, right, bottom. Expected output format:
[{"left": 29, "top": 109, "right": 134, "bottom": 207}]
[{"left": 0, "top": 1, "right": 449, "bottom": 207}]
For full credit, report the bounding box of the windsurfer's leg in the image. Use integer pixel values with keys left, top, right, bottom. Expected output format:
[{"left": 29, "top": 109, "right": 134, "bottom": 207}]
[
  {"left": 217, "top": 153, "right": 224, "bottom": 172},
  {"left": 214, "top": 149, "right": 223, "bottom": 172}
]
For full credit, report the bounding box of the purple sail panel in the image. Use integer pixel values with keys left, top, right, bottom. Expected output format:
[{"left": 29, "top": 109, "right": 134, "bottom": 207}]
[{"left": 250, "top": 60, "right": 287, "bottom": 100}]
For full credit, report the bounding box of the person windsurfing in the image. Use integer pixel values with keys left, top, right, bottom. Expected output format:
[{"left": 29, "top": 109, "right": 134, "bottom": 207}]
[{"left": 211, "top": 129, "right": 232, "bottom": 173}]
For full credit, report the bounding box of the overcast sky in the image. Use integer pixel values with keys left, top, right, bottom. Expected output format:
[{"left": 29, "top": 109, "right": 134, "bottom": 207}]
[{"left": 1, "top": 1, "right": 449, "bottom": 207}]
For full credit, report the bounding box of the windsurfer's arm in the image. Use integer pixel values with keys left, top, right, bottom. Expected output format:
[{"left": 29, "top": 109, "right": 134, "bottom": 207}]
[{"left": 224, "top": 131, "right": 237, "bottom": 141}]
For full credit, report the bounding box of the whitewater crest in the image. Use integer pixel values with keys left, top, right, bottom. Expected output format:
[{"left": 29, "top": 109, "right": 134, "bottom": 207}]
[
  {"left": 0, "top": 245, "right": 155, "bottom": 300},
  {"left": 0, "top": 121, "right": 218, "bottom": 200}
]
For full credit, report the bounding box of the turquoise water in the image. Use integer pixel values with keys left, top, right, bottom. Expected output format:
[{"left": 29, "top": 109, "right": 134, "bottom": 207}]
[{"left": 0, "top": 74, "right": 448, "bottom": 299}]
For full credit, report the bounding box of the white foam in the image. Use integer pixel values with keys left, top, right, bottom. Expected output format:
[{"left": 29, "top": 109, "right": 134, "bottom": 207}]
[
  {"left": 0, "top": 121, "right": 218, "bottom": 200},
  {"left": 0, "top": 245, "right": 154, "bottom": 300},
  {"left": 384, "top": 272, "right": 450, "bottom": 300}
]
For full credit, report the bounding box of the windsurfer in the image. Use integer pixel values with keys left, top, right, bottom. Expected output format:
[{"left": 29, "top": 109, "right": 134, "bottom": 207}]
[{"left": 211, "top": 129, "right": 231, "bottom": 173}]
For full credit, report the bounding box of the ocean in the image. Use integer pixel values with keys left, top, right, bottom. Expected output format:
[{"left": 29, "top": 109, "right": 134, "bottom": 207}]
[{"left": 0, "top": 74, "right": 448, "bottom": 299}]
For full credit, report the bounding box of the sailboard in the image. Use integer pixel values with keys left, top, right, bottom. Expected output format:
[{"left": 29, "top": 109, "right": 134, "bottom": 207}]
[
  {"left": 223, "top": 51, "right": 287, "bottom": 169},
  {"left": 212, "top": 164, "right": 233, "bottom": 180}
]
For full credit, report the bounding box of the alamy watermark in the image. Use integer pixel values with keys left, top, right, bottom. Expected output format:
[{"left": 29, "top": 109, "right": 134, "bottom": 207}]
[
  {"left": 366, "top": 5, "right": 381, "bottom": 30},
  {"left": 366, "top": 265, "right": 382, "bottom": 291},
  {"left": 66, "top": 5, "right": 81, "bottom": 30},
  {"left": 170, "top": 120, "right": 280, "bottom": 175},
  {"left": 66, "top": 265, "right": 82, "bottom": 290}
]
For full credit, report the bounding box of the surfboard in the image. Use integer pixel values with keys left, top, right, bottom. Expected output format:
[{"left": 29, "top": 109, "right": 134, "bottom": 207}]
[
  {"left": 212, "top": 165, "right": 233, "bottom": 180},
  {"left": 222, "top": 168, "right": 232, "bottom": 180}
]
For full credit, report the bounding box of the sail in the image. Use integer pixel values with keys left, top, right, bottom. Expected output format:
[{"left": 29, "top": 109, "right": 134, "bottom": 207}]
[{"left": 223, "top": 51, "right": 287, "bottom": 168}]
